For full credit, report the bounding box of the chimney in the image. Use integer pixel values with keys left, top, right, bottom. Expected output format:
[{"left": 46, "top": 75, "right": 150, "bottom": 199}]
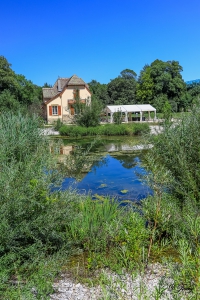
[{"left": 58, "top": 79, "right": 62, "bottom": 92}]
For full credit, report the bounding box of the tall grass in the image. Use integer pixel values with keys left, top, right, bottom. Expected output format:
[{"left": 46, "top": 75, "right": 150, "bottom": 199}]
[
  {"left": 0, "top": 112, "right": 81, "bottom": 298},
  {"left": 140, "top": 105, "right": 200, "bottom": 296}
]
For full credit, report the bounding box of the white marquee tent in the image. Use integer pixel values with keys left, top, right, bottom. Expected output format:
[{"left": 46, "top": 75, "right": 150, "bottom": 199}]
[{"left": 105, "top": 104, "right": 156, "bottom": 123}]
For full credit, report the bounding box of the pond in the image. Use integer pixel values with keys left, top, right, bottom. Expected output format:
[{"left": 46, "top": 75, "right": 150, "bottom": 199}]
[{"left": 55, "top": 136, "right": 152, "bottom": 202}]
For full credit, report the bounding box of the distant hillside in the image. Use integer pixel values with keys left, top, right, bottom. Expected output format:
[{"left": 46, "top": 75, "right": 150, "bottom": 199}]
[{"left": 186, "top": 79, "right": 200, "bottom": 85}]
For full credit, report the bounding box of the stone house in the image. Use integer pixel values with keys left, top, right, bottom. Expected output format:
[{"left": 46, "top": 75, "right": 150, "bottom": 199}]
[{"left": 42, "top": 75, "right": 91, "bottom": 123}]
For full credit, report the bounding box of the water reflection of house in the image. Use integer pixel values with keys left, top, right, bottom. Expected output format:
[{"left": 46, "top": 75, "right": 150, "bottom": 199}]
[
  {"left": 105, "top": 143, "right": 153, "bottom": 152},
  {"left": 50, "top": 145, "right": 91, "bottom": 180},
  {"left": 60, "top": 145, "right": 74, "bottom": 155},
  {"left": 50, "top": 145, "right": 73, "bottom": 155}
]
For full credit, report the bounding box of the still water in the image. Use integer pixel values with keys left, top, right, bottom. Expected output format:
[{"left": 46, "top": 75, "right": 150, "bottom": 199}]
[{"left": 58, "top": 137, "right": 152, "bottom": 202}]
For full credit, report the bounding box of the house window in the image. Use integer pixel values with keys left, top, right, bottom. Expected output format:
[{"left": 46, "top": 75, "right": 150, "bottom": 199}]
[
  {"left": 52, "top": 106, "right": 58, "bottom": 115},
  {"left": 49, "top": 105, "right": 61, "bottom": 116}
]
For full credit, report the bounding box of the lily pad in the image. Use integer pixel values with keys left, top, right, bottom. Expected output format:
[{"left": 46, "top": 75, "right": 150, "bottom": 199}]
[
  {"left": 98, "top": 183, "right": 107, "bottom": 188},
  {"left": 120, "top": 189, "right": 128, "bottom": 194}
]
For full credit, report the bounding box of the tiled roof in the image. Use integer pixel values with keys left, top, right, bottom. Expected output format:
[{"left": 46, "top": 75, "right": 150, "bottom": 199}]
[
  {"left": 42, "top": 88, "right": 57, "bottom": 99},
  {"left": 42, "top": 75, "right": 90, "bottom": 102},
  {"left": 53, "top": 78, "right": 70, "bottom": 90},
  {"left": 67, "top": 74, "right": 86, "bottom": 86}
]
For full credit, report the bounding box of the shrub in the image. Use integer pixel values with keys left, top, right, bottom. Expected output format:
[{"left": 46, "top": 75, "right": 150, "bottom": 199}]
[
  {"left": 59, "top": 123, "right": 150, "bottom": 137},
  {"left": 75, "top": 96, "right": 102, "bottom": 127},
  {"left": 59, "top": 124, "right": 71, "bottom": 135},
  {"left": 54, "top": 118, "right": 63, "bottom": 131},
  {"left": 148, "top": 105, "right": 200, "bottom": 206},
  {"left": 141, "top": 105, "right": 200, "bottom": 295},
  {"left": 113, "top": 111, "right": 123, "bottom": 124},
  {"left": 133, "top": 123, "right": 150, "bottom": 135},
  {"left": 0, "top": 112, "right": 83, "bottom": 296}
]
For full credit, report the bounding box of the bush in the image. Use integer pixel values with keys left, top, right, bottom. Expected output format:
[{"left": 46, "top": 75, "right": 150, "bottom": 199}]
[
  {"left": 141, "top": 105, "right": 200, "bottom": 295},
  {"left": 148, "top": 105, "right": 200, "bottom": 206},
  {"left": 59, "top": 123, "right": 150, "bottom": 137},
  {"left": 132, "top": 123, "right": 150, "bottom": 135},
  {"left": 0, "top": 112, "right": 83, "bottom": 296},
  {"left": 75, "top": 96, "right": 102, "bottom": 127},
  {"left": 113, "top": 111, "right": 123, "bottom": 124},
  {"left": 54, "top": 118, "right": 63, "bottom": 131}
]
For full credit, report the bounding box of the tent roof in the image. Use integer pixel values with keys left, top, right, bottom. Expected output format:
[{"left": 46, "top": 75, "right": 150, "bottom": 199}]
[
  {"left": 106, "top": 104, "right": 156, "bottom": 113},
  {"left": 106, "top": 105, "right": 127, "bottom": 112}
]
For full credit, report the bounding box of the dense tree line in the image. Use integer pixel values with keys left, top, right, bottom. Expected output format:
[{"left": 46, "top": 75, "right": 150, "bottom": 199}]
[
  {"left": 0, "top": 55, "right": 42, "bottom": 114},
  {"left": 1, "top": 55, "right": 200, "bottom": 115},
  {"left": 89, "top": 61, "right": 200, "bottom": 113}
]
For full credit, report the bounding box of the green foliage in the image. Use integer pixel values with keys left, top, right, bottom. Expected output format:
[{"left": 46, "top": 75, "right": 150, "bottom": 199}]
[
  {"left": 162, "top": 100, "right": 172, "bottom": 122},
  {"left": 88, "top": 80, "right": 110, "bottom": 107},
  {"left": 113, "top": 110, "right": 123, "bottom": 124},
  {"left": 120, "top": 68, "right": 137, "bottom": 80},
  {"left": 0, "top": 111, "right": 150, "bottom": 297},
  {"left": 0, "top": 89, "right": 20, "bottom": 111},
  {"left": 132, "top": 123, "right": 150, "bottom": 135},
  {"left": 148, "top": 106, "right": 200, "bottom": 206},
  {"left": 2, "top": 110, "right": 200, "bottom": 298},
  {"left": 107, "top": 69, "right": 137, "bottom": 105},
  {"left": 153, "top": 94, "right": 168, "bottom": 112},
  {"left": 136, "top": 60, "right": 187, "bottom": 112},
  {"left": 66, "top": 198, "right": 148, "bottom": 270},
  {"left": 75, "top": 96, "right": 102, "bottom": 127},
  {"left": 0, "top": 112, "right": 81, "bottom": 297},
  {"left": 141, "top": 104, "right": 200, "bottom": 295},
  {"left": 187, "top": 81, "right": 200, "bottom": 99},
  {"left": 0, "top": 56, "right": 42, "bottom": 113},
  {"left": 0, "top": 55, "right": 18, "bottom": 94},
  {"left": 2, "top": 56, "right": 200, "bottom": 297},
  {"left": 136, "top": 65, "right": 154, "bottom": 103},
  {"left": 59, "top": 123, "right": 150, "bottom": 137},
  {"left": 54, "top": 118, "right": 63, "bottom": 131},
  {"left": 66, "top": 197, "right": 120, "bottom": 252},
  {"left": 15, "top": 74, "right": 42, "bottom": 105}
]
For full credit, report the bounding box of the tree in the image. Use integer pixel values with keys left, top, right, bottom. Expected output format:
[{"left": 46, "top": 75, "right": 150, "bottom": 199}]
[
  {"left": 162, "top": 101, "right": 172, "bottom": 123},
  {"left": 120, "top": 69, "right": 137, "bottom": 80},
  {"left": 107, "top": 69, "right": 137, "bottom": 105},
  {"left": 88, "top": 80, "right": 110, "bottom": 107},
  {"left": 0, "top": 90, "right": 19, "bottom": 111},
  {"left": 0, "top": 55, "right": 18, "bottom": 94},
  {"left": 186, "top": 81, "right": 200, "bottom": 108},
  {"left": 43, "top": 82, "right": 52, "bottom": 88},
  {"left": 136, "top": 65, "right": 154, "bottom": 103},
  {"left": 0, "top": 56, "right": 42, "bottom": 112},
  {"left": 136, "top": 60, "right": 186, "bottom": 112},
  {"left": 15, "top": 74, "right": 42, "bottom": 105},
  {"left": 75, "top": 95, "right": 102, "bottom": 127},
  {"left": 113, "top": 110, "right": 123, "bottom": 124}
]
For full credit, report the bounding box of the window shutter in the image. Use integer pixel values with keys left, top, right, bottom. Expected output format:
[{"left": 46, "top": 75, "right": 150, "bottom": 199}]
[
  {"left": 58, "top": 106, "right": 61, "bottom": 116},
  {"left": 49, "top": 106, "right": 52, "bottom": 116}
]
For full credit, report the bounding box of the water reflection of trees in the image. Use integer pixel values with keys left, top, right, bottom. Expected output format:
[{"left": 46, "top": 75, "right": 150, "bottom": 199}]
[
  {"left": 110, "top": 154, "right": 139, "bottom": 169},
  {"left": 91, "top": 156, "right": 108, "bottom": 173}
]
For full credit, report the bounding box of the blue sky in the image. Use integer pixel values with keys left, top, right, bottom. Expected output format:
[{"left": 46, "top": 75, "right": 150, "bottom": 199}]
[{"left": 1, "top": 0, "right": 200, "bottom": 86}]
